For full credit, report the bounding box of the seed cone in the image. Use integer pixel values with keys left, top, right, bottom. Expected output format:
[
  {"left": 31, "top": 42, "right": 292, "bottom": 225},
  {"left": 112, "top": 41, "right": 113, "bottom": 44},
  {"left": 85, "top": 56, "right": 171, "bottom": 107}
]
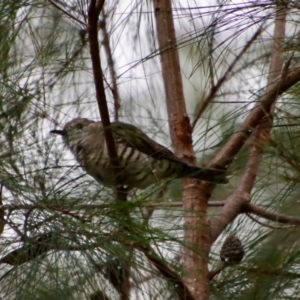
[{"left": 220, "top": 235, "right": 244, "bottom": 264}]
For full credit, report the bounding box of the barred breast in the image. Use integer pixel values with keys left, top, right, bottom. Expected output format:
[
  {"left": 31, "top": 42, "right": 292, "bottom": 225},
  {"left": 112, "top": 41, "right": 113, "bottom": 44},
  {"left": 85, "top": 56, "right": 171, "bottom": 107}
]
[
  {"left": 67, "top": 123, "right": 227, "bottom": 189},
  {"left": 69, "top": 137, "right": 176, "bottom": 189},
  {"left": 53, "top": 118, "right": 227, "bottom": 190},
  {"left": 116, "top": 143, "right": 176, "bottom": 188}
]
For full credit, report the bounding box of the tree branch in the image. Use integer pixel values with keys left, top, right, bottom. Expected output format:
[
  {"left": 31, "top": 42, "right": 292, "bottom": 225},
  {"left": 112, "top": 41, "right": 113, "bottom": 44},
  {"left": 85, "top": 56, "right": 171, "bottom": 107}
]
[
  {"left": 269, "top": 137, "right": 300, "bottom": 172},
  {"left": 138, "top": 244, "right": 196, "bottom": 300},
  {"left": 210, "top": 4, "right": 288, "bottom": 242},
  {"left": 210, "top": 192, "right": 250, "bottom": 243},
  {"left": 208, "top": 262, "right": 226, "bottom": 281},
  {"left": 209, "top": 1, "right": 295, "bottom": 170},
  {"left": 244, "top": 203, "right": 300, "bottom": 226},
  {"left": 197, "top": 60, "right": 300, "bottom": 239},
  {"left": 87, "top": 0, "right": 126, "bottom": 199},
  {"left": 209, "top": 64, "right": 300, "bottom": 170},
  {"left": 0, "top": 200, "right": 227, "bottom": 214},
  {"left": 238, "top": 266, "right": 300, "bottom": 279},
  {"left": 48, "top": 0, "right": 86, "bottom": 26},
  {"left": 87, "top": 3, "right": 129, "bottom": 297},
  {"left": 153, "top": 1, "right": 210, "bottom": 298},
  {"left": 87, "top": 0, "right": 117, "bottom": 168}
]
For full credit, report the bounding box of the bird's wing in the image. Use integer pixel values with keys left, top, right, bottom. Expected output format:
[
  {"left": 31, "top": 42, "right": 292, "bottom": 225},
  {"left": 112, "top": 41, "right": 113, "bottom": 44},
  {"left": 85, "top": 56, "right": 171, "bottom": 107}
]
[
  {"left": 110, "top": 122, "right": 188, "bottom": 164},
  {"left": 109, "top": 122, "right": 228, "bottom": 184}
]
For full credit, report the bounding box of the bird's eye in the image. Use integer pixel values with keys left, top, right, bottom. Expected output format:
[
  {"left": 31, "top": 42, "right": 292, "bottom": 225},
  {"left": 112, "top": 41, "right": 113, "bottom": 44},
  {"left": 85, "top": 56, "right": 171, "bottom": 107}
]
[{"left": 76, "top": 124, "right": 84, "bottom": 129}]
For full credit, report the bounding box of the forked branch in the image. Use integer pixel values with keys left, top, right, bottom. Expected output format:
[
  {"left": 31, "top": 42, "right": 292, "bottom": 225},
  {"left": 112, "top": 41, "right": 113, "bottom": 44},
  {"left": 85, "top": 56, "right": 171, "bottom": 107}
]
[{"left": 210, "top": 3, "right": 288, "bottom": 242}]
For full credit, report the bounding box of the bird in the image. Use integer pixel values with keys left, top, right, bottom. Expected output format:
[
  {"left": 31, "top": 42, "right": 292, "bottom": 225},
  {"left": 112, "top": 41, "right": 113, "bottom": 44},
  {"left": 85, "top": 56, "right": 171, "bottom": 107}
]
[{"left": 50, "top": 118, "right": 227, "bottom": 189}]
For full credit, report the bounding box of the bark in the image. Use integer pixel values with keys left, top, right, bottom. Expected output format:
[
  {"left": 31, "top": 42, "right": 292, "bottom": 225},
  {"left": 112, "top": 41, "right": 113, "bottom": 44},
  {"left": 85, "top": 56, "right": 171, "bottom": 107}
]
[
  {"left": 87, "top": 0, "right": 121, "bottom": 177},
  {"left": 153, "top": 0, "right": 209, "bottom": 298}
]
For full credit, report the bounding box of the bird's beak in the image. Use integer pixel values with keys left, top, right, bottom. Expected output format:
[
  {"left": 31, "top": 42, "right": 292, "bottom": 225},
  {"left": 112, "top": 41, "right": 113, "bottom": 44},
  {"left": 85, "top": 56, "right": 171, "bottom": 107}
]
[{"left": 50, "top": 129, "right": 66, "bottom": 136}]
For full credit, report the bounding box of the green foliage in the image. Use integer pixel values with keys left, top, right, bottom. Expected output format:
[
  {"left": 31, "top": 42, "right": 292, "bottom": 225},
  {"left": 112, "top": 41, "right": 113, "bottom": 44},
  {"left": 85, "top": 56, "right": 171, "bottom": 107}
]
[{"left": 1, "top": 0, "right": 300, "bottom": 299}]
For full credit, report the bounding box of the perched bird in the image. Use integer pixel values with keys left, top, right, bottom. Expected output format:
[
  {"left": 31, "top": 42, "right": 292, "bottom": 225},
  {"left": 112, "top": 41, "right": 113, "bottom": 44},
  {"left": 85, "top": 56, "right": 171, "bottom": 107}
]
[{"left": 50, "top": 118, "right": 227, "bottom": 189}]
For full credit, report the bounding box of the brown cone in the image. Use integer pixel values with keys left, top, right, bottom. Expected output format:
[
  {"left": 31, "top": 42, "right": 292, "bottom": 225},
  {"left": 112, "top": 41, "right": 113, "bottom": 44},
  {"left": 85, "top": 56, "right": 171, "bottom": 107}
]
[{"left": 220, "top": 235, "right": 244, "bottom": 264}]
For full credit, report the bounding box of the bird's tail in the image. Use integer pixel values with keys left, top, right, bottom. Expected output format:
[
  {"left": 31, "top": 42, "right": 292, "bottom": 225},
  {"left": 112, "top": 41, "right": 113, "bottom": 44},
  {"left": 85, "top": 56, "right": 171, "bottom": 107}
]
[{"left": 178, "top": 164, "right": 228, "bottom": 183}]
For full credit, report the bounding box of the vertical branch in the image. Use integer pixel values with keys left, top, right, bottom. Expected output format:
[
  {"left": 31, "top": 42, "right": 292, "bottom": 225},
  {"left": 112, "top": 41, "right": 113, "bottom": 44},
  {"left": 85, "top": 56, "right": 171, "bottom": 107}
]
[
  {"left": 87, "top": 1, "right": 129, "bottom": 298},
  {"left": 238, "top": 2, "right": 286, "bottom": 193},
  {"left": 87, "top": 0, "right": 126, "bottom": 202},
  {"left": 210, "top": 3, "right": 287, "bottom": 242},
  {"left": 153, "top": 1, "right": 209, "bottom": 299},
  {"left": 239, "top": 2, "right": 287, "bottom": 188},
  {"left": 87, "top": 0, "right": 119, "bottom": 171}
]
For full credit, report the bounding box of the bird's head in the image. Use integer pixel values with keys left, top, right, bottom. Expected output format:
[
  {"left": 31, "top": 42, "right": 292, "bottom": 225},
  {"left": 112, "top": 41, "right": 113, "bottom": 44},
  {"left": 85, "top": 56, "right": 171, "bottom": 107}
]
[{"left": 50, "top": 118, "right": 95, "bottom": 145}]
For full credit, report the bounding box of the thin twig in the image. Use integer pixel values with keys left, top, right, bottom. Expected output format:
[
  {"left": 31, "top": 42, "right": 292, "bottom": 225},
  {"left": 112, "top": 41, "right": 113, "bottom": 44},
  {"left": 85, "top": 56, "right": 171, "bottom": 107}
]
[
  {"left": 238, "top": 266, "right": 300, "bottom": 279},
  {"left": 138, "top": 244, "right": 196, "bottom": 300},
  {"left": 0, "top": 185, "right": 5, "bottom": 235},
  {"left": 192, "top": 25, "right": 263, "bottom": 130},
  {"left": 208, "top": 24, "right": 216, "bottom": 90},
  {"left": 269, "top": 138, "right": 300, "bottom": 171},
  {"left": 47, "top": 32, "right": 88, "bottom": 87},
  {"left": 87, "top": 253, "right": 129, "bottom": 296},
  {"left": 6, "top": 200, "right": 300, "bottom": 231},
  {"left": 100, "top": 13, "right": 121, "bottom": 121},
  {"left": 245, "top": 212, "right": 285, "bottom": 230},
  {"left": 48, "top": 0, "right": 86, "bottom": 26},
  {"left": 0, "top": 200, "right": 226, "bottom": 213},
  {"left": 208, "top": 261, "right": 226, "bottom": 280}
]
